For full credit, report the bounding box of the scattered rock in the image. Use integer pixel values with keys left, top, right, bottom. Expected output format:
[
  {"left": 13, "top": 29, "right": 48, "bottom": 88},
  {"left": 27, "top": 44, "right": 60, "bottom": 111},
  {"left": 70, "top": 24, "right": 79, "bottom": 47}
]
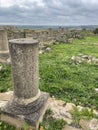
[
  {"left": 93, "top": 110, "right": 98, "bottom": 116},
  {"left": 67, "top": 38, "right": 73, "bottom": 44},
  {"left": 48, "top": 98, "right": 98, "bottom": 127},
  {"left": 59, "top": 108, "right": 72, "bottom": 119},
  {"left": 71, "top": 56, "right": 76, "bottom": 60},
  {"left": 82, "top": 55, "right": 88, "bottom": 59},
  {"left": 62, "top": 125, "right": 82, "bottom": 130},
  {"left": 71, "top": 54, "right": 98, "bottom": 65},
  {"left": 48, "top": 98, "right": 73, "bottom": 124},
  {"left": 79, "top": 118, "right": 98, "bottom": 130},
  {"left": 90, "top": 118, "right": 98, "bottom": 130},
  {"left": 79, "top": 119, "right": 90, "bottom": 130},
  {"left": 0, "top": 92, "right": 98, "bottom": 130},
  {"left": 77, "top": 106, "right": 84, "bottom": 111},
  {"left": 45, "top": 47, "right": 51, "bottom": 53},
  {"left": 57, "top": 99, "right": 66, "bottom": 106},
  {"left": 63, "top": 118, "right": 72, "bottom": 125},
  {"left": 64, "top": 103, "right": 76, "bottom": 112}
]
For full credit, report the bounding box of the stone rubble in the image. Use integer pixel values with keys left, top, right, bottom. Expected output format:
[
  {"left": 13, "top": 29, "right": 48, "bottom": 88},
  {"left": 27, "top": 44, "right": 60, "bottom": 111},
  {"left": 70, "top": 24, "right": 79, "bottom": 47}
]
[
  {"left": 79, "top": 118, "right": 98, "bottom": 130},
  {"left": 48, "top": 97, "right": 98, "bottom": 130},
  {"left": 71, "top": 54, "right": 98, "bottom": 65},
  {"left": 0, "top": 92, "right": 98, "bottom": 130},
  {"left": 45, "top": 47, "right": 51, "bottom": 53},
  {"left": 5, "top": 27, "right": 86, "bottom": 51},
  {"left": 39, "top": 47, "right": 52, "bottom": 54},
  {"left": 48, "top": 98, "right": 76, "bottom": 126}
]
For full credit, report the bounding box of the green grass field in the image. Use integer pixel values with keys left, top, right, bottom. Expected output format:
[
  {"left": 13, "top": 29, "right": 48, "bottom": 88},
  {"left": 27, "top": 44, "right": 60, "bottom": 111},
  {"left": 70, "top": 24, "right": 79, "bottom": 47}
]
[
  {"left": 39, "top": 36, "right": 98, "bottom": 109},
  {"left": 0, "top": 36, "right": 98, "bottom": 129}
]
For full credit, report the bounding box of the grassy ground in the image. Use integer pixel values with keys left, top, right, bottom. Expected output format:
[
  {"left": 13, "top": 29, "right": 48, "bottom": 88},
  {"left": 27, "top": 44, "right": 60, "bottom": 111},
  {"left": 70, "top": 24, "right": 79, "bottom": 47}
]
[
  {"left": 39, "top": 36, "right": 98, "bottom": 109},
  {"left": 0, "top": 36, "right": 98, "bottom": 129}
]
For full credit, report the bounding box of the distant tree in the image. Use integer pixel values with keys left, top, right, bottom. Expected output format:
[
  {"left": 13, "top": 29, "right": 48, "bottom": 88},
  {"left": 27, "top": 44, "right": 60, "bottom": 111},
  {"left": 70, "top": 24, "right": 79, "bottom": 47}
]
[{"left": 93, "top": 28, "right": 98, "bottom": 34}]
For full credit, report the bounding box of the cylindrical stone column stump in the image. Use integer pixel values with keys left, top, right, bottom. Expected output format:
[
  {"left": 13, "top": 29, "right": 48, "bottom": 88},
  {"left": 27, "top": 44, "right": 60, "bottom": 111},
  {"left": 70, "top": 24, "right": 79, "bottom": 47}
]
[
  {"left": 0, "top": 29, "right": 9, "bottom": 63},
  {"left": 1, "top": 38, "right": 49, "bottom": 130}
]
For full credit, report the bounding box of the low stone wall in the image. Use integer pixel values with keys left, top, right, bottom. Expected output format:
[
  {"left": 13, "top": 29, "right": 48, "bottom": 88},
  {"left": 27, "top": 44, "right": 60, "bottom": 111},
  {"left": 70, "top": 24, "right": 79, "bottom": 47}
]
[{"left": 7, "top": 31, "right": 25, "bottom": 40}]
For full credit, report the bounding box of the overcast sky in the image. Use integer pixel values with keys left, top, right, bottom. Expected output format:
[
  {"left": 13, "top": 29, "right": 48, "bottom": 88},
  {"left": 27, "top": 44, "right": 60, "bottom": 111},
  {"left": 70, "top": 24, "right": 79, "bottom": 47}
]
[{"left": 0, "top": 0, "right": 98, "bottom": 25}]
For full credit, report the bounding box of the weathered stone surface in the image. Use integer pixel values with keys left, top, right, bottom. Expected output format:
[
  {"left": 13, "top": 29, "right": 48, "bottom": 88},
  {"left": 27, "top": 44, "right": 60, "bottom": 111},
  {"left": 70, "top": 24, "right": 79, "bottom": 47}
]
[
  {"left": 90, "top": 118, "right": 98, "bottom": 130},
  {"left": 77, "top": 106, "right": 84, "bottom": 111},
  {"left": 1, "top": 92, "right": 98, "bottom": 130},
  {"left": 0, "top": 94, "right": 49, "bottom": 130},
  {"left": 1, "top": 58, "right": 11, "bottom": 65},
  {"left": 1, "top": 114, "right": 25, "bottom": 129},
  {"left": 79, "top": 118, "right": 98, "bottom": 130},
  {"left": 2, "top": 92, "right": 48, "bottom": 115},
  {"left": 1, "top": 38, "right": 49, "bottom": 130},
  {"left": 48, "top": 98, "right": 73, "bottom": 124},
  {"left": 0, "top": 92, "right": 13, "bottom": 101},
  {"left": 0, "top": 101, "right": 8, "bottom": 108},
  {"left": 64, "top": 103, "right": 76, "bottom": 112},
  {"left": 45, "top": 47, "right": 51, "bottom": 53},
  {"left": 9, "top": 38, "right": 39, "bottom": 99},
  {"left": 0, "top": 51, "right": 9, "bottom": 59},
  {"left": 93, "top": 110, "right": 98, "bottom": 116},
  {"left": 0, "top": 29, "right": 10, "bottom": 64},
  {"left": 0, "top": 29, "right": 9, "bottom": 51},
  {"left": 79, "top": 119, "right": 89, "bottom": 130},
  {"left": 62, "top": 125, "right": 82, "bottom": 130},
  {"left": 1, "top": 92, "right": 49, "bottom": 130},
  {"left": 57, "top": 99, "right": 66, "bottom": 106},
  {"left": 0, "top": 91, "right": 13, "bottom": 108},
  {"left": 71, "top": 54, "right": 98, "bottom": 65}
]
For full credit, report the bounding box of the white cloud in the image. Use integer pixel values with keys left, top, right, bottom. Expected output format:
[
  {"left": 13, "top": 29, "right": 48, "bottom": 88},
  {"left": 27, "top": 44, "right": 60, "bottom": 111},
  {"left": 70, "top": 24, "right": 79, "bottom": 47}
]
[
  {"left": 82, "top": 0, "right": 98, "bottom": 4},
  {"left": 0, "top": 0, "right": 45, "bottom": 7},
  {"left": 0, "top": 0, "right": 14, "bottom": 7},
  {"left": 0, "top": 0, "right": 98, "bottom": 25}
]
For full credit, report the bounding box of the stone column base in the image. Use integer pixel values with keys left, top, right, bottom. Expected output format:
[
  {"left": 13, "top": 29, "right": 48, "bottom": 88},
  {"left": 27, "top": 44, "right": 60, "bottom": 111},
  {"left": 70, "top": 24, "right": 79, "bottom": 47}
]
[
  {"left": 1, "top": 92, "right": 49, "bottom": 130},
  {"left": 0, "top": 51, "right": 10, "bottom": 64}
]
